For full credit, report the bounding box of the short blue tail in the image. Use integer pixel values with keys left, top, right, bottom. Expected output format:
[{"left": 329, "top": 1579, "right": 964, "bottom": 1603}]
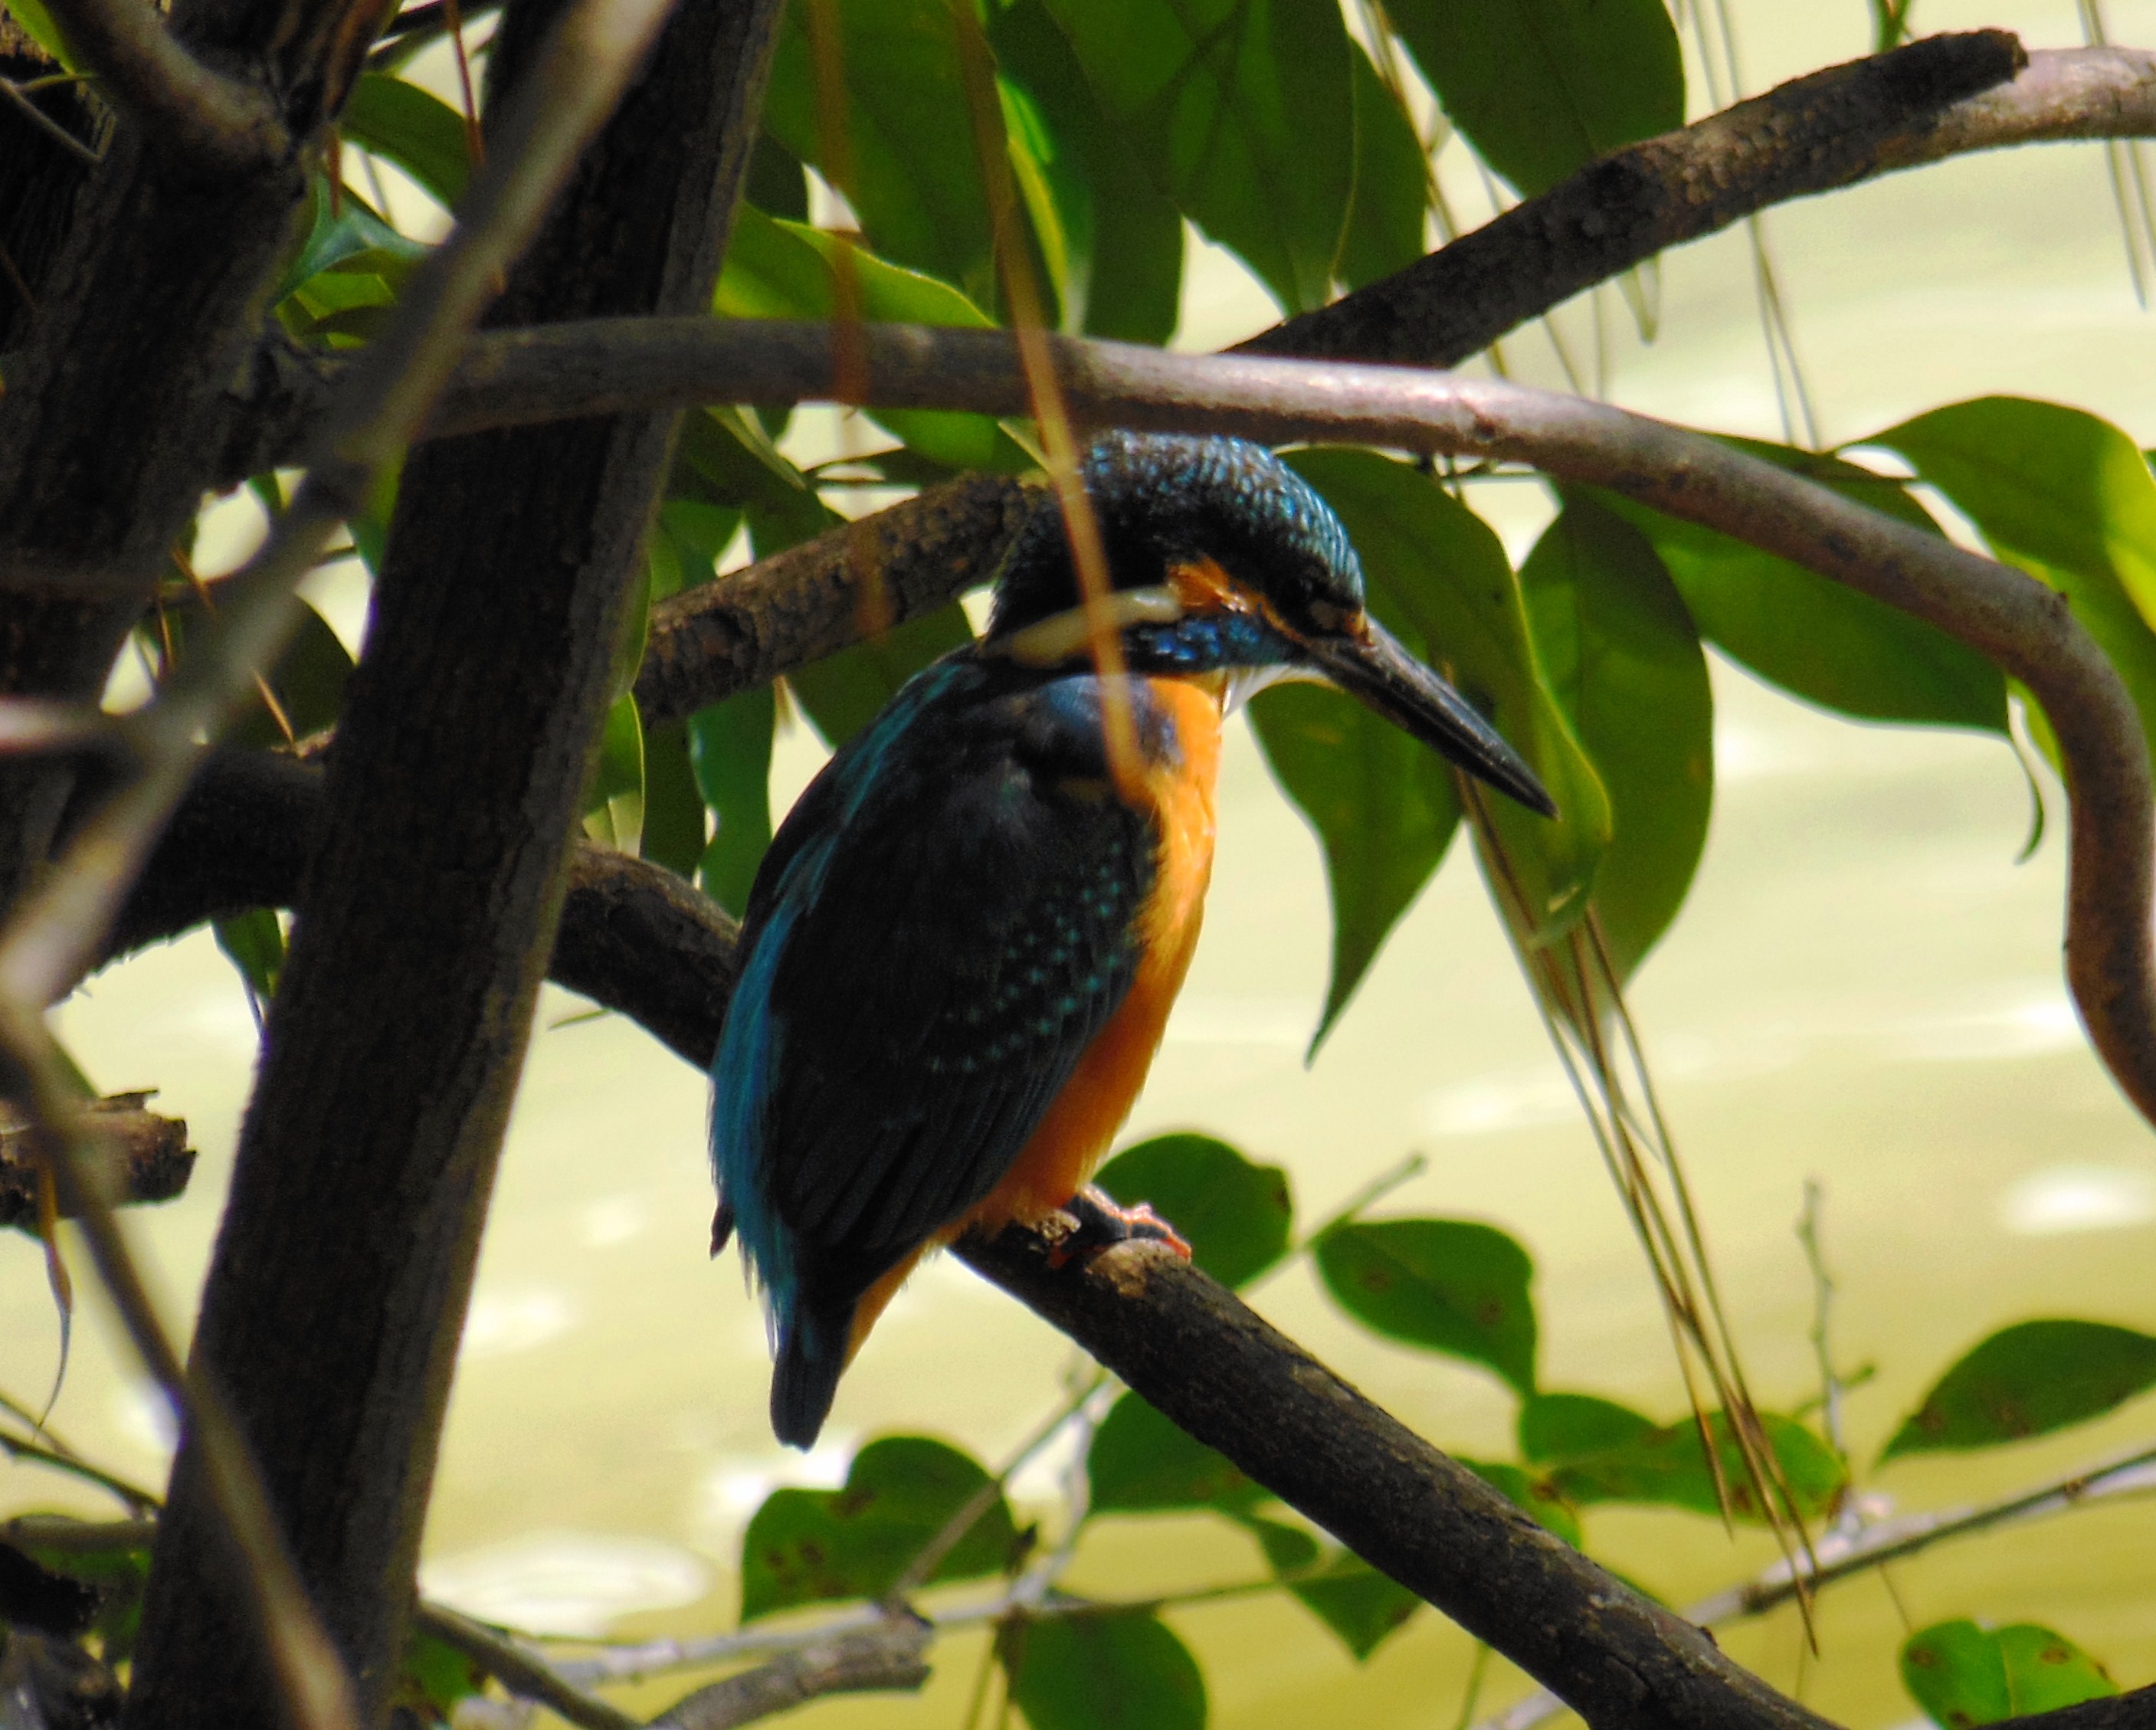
[{"left": 771, "top": 1304, "right": 852, "bottom": 1449}]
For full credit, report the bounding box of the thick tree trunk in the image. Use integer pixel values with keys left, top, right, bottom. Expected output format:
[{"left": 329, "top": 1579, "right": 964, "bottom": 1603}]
[{"left": 119, "top": 0, "right": 782, "bottom": 1722}]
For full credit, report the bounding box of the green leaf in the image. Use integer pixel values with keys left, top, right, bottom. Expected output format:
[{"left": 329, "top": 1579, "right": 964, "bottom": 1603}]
[
  {"left": 675, "top": 403, "right": 837, "bottom": 551},
  {"left": 582, "top": 691, "right": 645, "bottom": 856},
  {"left": 1597, "top": 447, "right": 2007, "bottom": 733},
  {"left": 1094, "top": 1132, "right": 1293, "bottom": 1289},
  {"left": 1519, "top": 498, "right": 1712, "bottom": 978},
  {"left": 762, "top": 0, "right": 999, "bottom": 301},
  {"left": 1876, "top": 397, "right": 2156, "bottom": 762},
  {"left": 3, "top": 0, "right": 77, "bottom": 67},
  {"left": 1902, "top": 1620, "right": 2118, "bottom": 1728},
  {"left": 1005, "top": 1610, "right": 1206, "bottom": 1730},
  {"left": 1516, "top": 1391, "right": 1655, "bottom": 1463},
  {"left": 739, "top": 1435, "right": 1020, "bottom": 1620},
  {"left": 1388, "top": 0, "right": 1683, "bottom": 197},
  {"left": 342, "top": 73, "right": 472, "bottom": 208},
  {"left": 395, "top": 1627, "right": 485, "bottom": 1721},
  {"left": 641, "top": 719, "right": 707, "bottom": 878},
  {"left": 1040, "top": 0, "right": 1353, "bottom": 315},
  {"left": 688, "top": 687, "right": 776, "bottom": 918},
  {"left": 989, "top": 0, "right": 1183, "bottom": 344},
  {"left": 1338, "top": 42, "right": 1429, "bottom": 291},
  {"left": 1237, "top": 1513, "right": 1319, "bottom": 1574},
  {"left": 716, "top": 209, "right": 1033, "bottom": 472},
  {"left": 1463, "top": 1460, "right": 1583, "bottom": 1548},
  {"left": 228, "top": 598, "right": 355, "bottom": 749},
  {"left": 789, "top": 601, "right": 974, "bottom": 749},
  {"left": 275, "top": 178, "right": 427, "bottom": 306},
  {"left": 1283, "top": 1554, "right": 1421, "bottom": 1661},
  {"left": 1882, "top": 1318, "right": 2156, "bottom": 1461},
  {"left": 214, "top": 908, "right": 285, "bottom": 1012},
  {"left": 746, "top": 132, "right": 809, "bottom": 221},
  {"left": 1313, "top": 1217, "right": 1537, "bottom": 1396},
  {"left": 1088, "top": 1391, "right": 1259, "bottom": 1515},
  {"left": 1283, "top": 448, "right": 1610, "bottom": 950},
  {"left": 21, "top": 1537, "right": 152, "bottom": 1664},
  {"left": 1546, "top": 1411, "right": 1846, "bottom": 1522}
]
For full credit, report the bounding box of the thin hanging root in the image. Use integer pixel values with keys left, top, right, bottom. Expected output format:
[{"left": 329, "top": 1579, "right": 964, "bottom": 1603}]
[
  {"left": 33, "top": 1156, "right": 72, "bottom": 1427},
  {"left": 1462, "top": 779, "right": 1819, "bottom": 1634},
  {"left": 173, "top": 546, "right": 296, "bottom": 743},
  {"left": 949, "top": 1, "right": 1142, "bottom": 801}
]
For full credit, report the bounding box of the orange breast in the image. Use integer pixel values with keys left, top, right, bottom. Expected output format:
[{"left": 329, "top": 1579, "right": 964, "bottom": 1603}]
[{"left": 843, "top": 676, "right": 1225, "bottom": 1359}]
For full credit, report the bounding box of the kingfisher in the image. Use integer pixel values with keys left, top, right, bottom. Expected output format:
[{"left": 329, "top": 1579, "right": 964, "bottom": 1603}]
[{"left": 710, "top": 432, "right": 1555, "bottom": 1447}]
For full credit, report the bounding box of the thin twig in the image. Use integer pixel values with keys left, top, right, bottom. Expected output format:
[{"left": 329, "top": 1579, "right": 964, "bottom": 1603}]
[
  {"left": 414, "top": 1604, "right": 641, "bottom": 1730},
  {"left": 0, "top": 1428, "right": 160, "bottom": 1513},
  {"left": 0, "top": 76, "right": 101, "bottom": 165},
  {"left": 647, "top": 1620, "right": 932, "bottom": 1729}
]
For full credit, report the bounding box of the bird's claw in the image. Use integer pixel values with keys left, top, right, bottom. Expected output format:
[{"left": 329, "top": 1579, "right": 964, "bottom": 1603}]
[{"left": 1047, "top": 1186, "right": 1194, "bottom": 1270}]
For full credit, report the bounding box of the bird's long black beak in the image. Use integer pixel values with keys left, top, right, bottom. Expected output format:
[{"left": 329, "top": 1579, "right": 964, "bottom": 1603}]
[{"left": 1302, "top": 620, "right": 1558, "bottom": 817}]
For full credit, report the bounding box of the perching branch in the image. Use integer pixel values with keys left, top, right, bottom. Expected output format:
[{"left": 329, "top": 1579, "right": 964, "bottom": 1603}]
[
  {"left": 414, "top": 1604, "right": 642, "bottom": 1730},
  {"left": 0, "top": 1093, "right": 192, "bottom": 1227},
  {"left": 647, "top": 1621, "right": 932, "bottom": 1730},
  {"left": 34, "top": 0, "right": 289, "bottom": 172}
]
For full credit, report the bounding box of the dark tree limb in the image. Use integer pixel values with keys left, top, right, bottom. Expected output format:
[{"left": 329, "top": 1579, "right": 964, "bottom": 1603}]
[
  {"left": 1246, "top": 30, "right": 2040, "bottom": 365},
  {"left": 35, "top": 0, "right": 288, "bottom": 172},
  {"left": 634, "top": 471, "right": 1035, "bottom": 726}
]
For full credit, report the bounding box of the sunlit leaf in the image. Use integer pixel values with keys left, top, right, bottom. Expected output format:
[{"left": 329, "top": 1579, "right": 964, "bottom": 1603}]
[
  {"left": 1520, "top": 498, "right": 1712, "bottom": 977},
  {"left": 1088, "top": 1391, "right": 1259, "bottom": 1515},
  {"left": 716, "top": 208, "right": 1033, "bottom": 472},
  {"left": 1546, "top": 1411, "right": 1846, "bottom": 1521},
  {"left": 1877, "top": 397, "right": 2156, "bottom": 761},
  {"left": 1388, "top": 0, "right": 1683, "bottom": 197},
  {"left": 739, "top": 1435, "right": 1019, "bottom": 1620},
  {"left": 989, "top": 0, "right": 1183, "bottom": 344},
  {"left": 1313, "top": 1217, "right": 1537, "bottom": 1396},
  {"left": 1096, "top": 1132, "right": 1293, "bottom": 1289},
  {"left": 1902, "top": 1620, "right": 2118, "bottom": 1728},
  {"left": 582, "top": 691, "right": 645, "bottom": 856},
  {"left": 1284, "top": 449, "right": 1610, "bottom": 952},
  {"left": 1040, "top": 0, "right": 1353, "bottom": 314},
  {"left": 1338, "top": 41, "right": 1428, "bottom": 291},
  {"left": 762, "top": 0, "right": 1000, "bottom": 300},
  {"left": 789, "top": 601, "right": 974, "bottom": 749},
  {"left": 1597, "top": 447, "right": 2007, "bottom": 734},
  {"left": 4, "top": 0, "right": 77, "bottom": 67},
  {"left": 1516, "top": 1391, "right": 1654, "bottom": 1463},
  {"left": 1882, "top": 1319, "right": 2156, "bottom": 1461},
  {"left": 1004, "top": 1610, "right": 1206, "bottom": 1730},
  {"left": 342, "top": 73, "right": 471, "bottom": 208},
  {"left": 214, "top": 909, "right": 286, "bottom": 1012},
  {"left": 689, "top": 687, "right": 776, "bottom": 917}
]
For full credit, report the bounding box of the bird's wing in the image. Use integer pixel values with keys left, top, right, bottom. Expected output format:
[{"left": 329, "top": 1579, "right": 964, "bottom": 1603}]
[{"left": 714, "top": 663, "right": 1162, "bottom": 1307}]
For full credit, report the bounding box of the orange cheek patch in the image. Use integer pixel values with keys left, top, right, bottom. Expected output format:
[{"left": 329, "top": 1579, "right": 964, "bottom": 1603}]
[{"left": 1169, "top": 555, "right": 1241, "bottom": 614}]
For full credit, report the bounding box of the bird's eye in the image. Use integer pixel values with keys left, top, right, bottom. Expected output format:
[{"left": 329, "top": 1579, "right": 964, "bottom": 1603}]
[{"left": 1301, "top": 598, "right": 1358, "bottom": 635}]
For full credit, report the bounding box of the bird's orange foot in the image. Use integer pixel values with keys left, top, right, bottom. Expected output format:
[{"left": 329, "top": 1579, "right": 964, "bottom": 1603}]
[{"left": 1047, "top": 1186, "right": 1194, "bottom": 1270}]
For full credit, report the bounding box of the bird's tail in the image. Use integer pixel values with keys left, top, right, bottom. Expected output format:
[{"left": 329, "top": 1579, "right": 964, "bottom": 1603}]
[{"left": 771, "top": 1302, "right": 853, "bottom": 1449}]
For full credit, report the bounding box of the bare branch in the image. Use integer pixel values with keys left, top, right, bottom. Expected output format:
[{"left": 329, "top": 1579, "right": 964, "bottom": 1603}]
[
  {"left": 36, "top": 0, "right": 288, "bottom": 172},
  {"left": 634, "top": 472, "right": 1034, "bottom": 726},
  {"left": 414, "top": 1604, "right": 642, "bottom": 1730},
  {"left": 647, "top": 1620, "right": 932, "bottom": 1730}
]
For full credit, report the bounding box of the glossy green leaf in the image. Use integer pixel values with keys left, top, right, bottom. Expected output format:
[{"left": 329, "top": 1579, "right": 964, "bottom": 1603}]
[
  {"left": 1517, "top": 1391, "right": 1656, "bottom": 1463},
  {"left": 1546, "top": 1411, "right": 1846, "bottom": 1521},
  {"left": 739, "top": 1435, "right": 1020, "bottom": 1620},
  {"left": 4, "top": 0, "right": 76, "bottom": 67},
  {"left": 1005, "top": 1610, "right": 1206, "bottom": 1730},
  {"left": 1877, "top": 397, "right": 2156, "bottom": 761},
  {"left": 789, "top": 601, "right": 974, "bottom": 749},
  {"left": 1088, "top": 1391, "right": 1259, "bottom": 1515},
  {"left": 214, "top": 908, "right": 285, "bottom": 1014},
  {"left": 1520, "top": 498, "right": 1712, "bottom": 978},
  {"left": 717, "top": 208, "right": 1032, "bottom": 472},
  {"left": 1597, "top": 447, "right": 2007, "bottom": 733},
  {"left": 762, "top": 0, "right": 998, "bottom": 301},
  {"left": 1285, "top": 449, "right": 1610, "bottom": 950},
  {"left": 641, "top": 719, "right": 707, "bottom": 878},
  {"left": 1095, "top": 1132, "right": 1293, "bottom": 1289},
  {"left": 275, "top": 179, "right": 426, "bottom": 305},
  {"left": 1463, "top": 1459, "right": 1583, "bottom": 1548},
  {"left": 989, "top": 0, "right": 1183, "bottom": 344},
  {"left": 1041, "top": 0, "right": 1353, "bottom": 314},
  {"left": 582, "top": 691, "right": 645, "bottom": 856},
  {"left": 1338, "top": 41, "right": 1429, "bottom": 291},
  {"left": 1882, "top": 1319, "right": 2156, "bottom": 1461},
  {"left": 1388, "top": 0, "right": 1683, "bottom": 197},
  {"left": 746, "top": 132, "right": 809, "bottom": 221},
  {"left": 1280, "top": 1550, "right": 1421, "bottom": 1660},
  {"left": 1314, "top": 1217, "right": 1537, "bottom": 1395},
  {"left": 1902, "top": 1620, "right": 2118, "bottom": 1728},
  {"left": 689, "top": 687, "right": 776, "bottom": 917},
  {"left": 342, "top": 73, "right": 471, "bottom": 208}
]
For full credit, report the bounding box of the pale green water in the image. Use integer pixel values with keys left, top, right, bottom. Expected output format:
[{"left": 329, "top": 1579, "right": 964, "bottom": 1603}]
[{"left": 9, "top": 2, "right": 2156, "bottom": 1725}]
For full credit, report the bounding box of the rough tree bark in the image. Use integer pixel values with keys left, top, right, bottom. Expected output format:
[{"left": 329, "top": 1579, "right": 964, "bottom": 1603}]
[{"left": 117, "top": 0, "right": 784, "bottom": 1722}]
